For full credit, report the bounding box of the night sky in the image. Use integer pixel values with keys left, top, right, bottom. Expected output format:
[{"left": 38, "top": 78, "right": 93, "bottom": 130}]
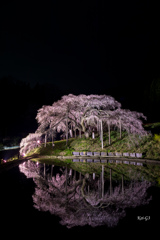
[
  {"left": 0, "top": 0, "right": 160, "bottom": 139},
  {"left": 0, "top": 1, "right": 156, "bottom": 91}
]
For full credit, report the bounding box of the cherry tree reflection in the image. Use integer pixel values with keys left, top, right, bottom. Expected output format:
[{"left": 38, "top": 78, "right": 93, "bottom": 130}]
[{"left": 19, "top": 161, "right": 152, "bottom": 228}]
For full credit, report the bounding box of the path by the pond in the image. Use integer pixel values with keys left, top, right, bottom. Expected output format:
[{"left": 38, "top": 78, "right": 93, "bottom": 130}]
[{"left": 0, "top": 157, "right": 31, "bottom": 174}]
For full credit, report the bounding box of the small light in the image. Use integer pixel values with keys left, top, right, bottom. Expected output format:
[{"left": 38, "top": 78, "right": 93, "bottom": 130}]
[
  {"left": 23, "top": 153, "right": 26, "bottom": 157},
  {"left": 37, "top": 140, "right": 40, "bottom": 144},
  {"left": 36, "top": 162, "right": 39, "bottom": 165},
  {"left": 3, "top": 160, "right": 7, "bottom": 163}
]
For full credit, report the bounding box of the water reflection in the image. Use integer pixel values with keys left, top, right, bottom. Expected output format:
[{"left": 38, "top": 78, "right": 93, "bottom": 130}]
[{"left": 19, "top": 160, "right": 153, "bottom": 228}]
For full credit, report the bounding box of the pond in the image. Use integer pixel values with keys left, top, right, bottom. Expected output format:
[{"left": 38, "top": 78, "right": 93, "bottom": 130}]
[{"left": 0, "top": 158, "right": 160, "bottom": 237}]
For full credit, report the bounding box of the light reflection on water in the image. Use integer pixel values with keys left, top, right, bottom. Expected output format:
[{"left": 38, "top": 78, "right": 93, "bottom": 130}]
[{"left": 19, "top": 159, "right": 158, "bottom": 228}]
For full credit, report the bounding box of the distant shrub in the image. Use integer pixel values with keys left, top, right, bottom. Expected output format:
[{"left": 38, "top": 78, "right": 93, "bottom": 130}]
[
  {"left": 154, "top": 134, "right": 160, "bottom": 142},
  {"left": 0, "top": 143, "right": 3, "bottom": 150}
]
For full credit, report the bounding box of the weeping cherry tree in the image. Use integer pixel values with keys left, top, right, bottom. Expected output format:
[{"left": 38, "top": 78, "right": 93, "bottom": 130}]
[{"left": 20, "top": 94, "right": 148, "bottom": 154}]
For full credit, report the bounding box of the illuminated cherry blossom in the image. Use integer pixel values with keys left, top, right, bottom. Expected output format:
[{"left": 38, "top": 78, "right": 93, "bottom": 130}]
[
  {"left": 20, "top": 133, "right": 41, "bottom": 156},
  {"left": 20, "top": 94, "right": 147, "bottom": 153}
]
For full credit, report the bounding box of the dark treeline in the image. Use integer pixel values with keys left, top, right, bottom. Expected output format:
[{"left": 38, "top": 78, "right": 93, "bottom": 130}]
[
  {"left": 0, "top": 77, "right": 64, "bottom": 144},
  {"left": 0, "top": 76, "right": 159, "bottom": 145},
  {"left": 109, "top": 78, "right": 160, "bottom": 124}
]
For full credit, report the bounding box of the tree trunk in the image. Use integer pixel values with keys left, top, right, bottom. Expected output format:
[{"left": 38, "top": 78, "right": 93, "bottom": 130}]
[
  {"left": 79, "top": 129, "right": 82, "bottom": 138},
  {"left": 110, "top": 168, "right": 112, "bottom": 195},
  {"left": 85, "top": 132, "right": 89, "bottom": 138},
  {"left": 122, "top": 174, "right": 124, "bottom": 194},
  {"left": 100, "top": 121, "right": 102, "bottom": 142},
  {"left": 52, "top": 131, "right": 54, "bottom": 145},
  {"left": 69, "top": 129, "right": 73, "bottom": 138},
  {"left": 44, "top": 133, "right": 47, "bottom": 147},
  {"left": 66, "top": 115, "right": 68, "bottom": 146},
  {"left": 65, "top": 166, "right": 68, "bottom": 203},
  {"left": 52, "top": 129, "right": 54, "bottom": 147},
  {"left": 44, "top": 163, "right": 46, "bottom": 178},
  {"left": 71, "top": 123, "right": 73, "bottom": 138},
  {"left": 81, "top": 118, "right": 86, "bottom": 133},
  {"left": 98, "top": 178, "right": 101, "bottom": 198},
  {"left": 74, "top": 128, "right": 77, "bottom": 138},
  {"left": 74, "top": 170, "right": 76, "bottom": 180},
  {"left": 119, "top": 118, "right": 122, "bottom": 139},
  {"left": 100, "top": 120, "right": 103, "bottom": 149},
  {"left": 102, "top": 165, "right": 104, "bottom": 199},
  {"left": 51, "top": 165, "right": 54, "bottom": 178},
  {"left": 108, "top": 121, "right": 111, "bottom": 145},
  {"left": 97, "top": 120, "right": 99, "bottom": 136},
  {"left": 93, "top": 173, "right": 95, "bottom": 180},
  {"left": 88, "top": 185, "right": 90, "bottom": 195},
  {"left": 92, "top": 131, "right": 95, "bottom": 139},
  {"left": 69, "top": 168, "right": 72, "bottom": 177}
]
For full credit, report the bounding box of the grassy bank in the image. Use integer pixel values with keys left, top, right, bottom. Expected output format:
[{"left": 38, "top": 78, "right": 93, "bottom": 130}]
[{"left": 27, "top": 128, "right": 160, "bottom": 160}]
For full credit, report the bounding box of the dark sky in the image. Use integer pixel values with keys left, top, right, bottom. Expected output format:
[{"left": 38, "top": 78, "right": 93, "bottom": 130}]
[{"left": 0, "top": 0, "right": 158, "bottom": 94}]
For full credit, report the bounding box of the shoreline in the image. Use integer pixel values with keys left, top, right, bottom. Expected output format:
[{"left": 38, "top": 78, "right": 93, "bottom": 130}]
[
  {"left": 34, "top": 155, "right": 160, "bottom": 164},
  {"left": 0, "top": 155, "right": 160, "bottom": 175}
]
